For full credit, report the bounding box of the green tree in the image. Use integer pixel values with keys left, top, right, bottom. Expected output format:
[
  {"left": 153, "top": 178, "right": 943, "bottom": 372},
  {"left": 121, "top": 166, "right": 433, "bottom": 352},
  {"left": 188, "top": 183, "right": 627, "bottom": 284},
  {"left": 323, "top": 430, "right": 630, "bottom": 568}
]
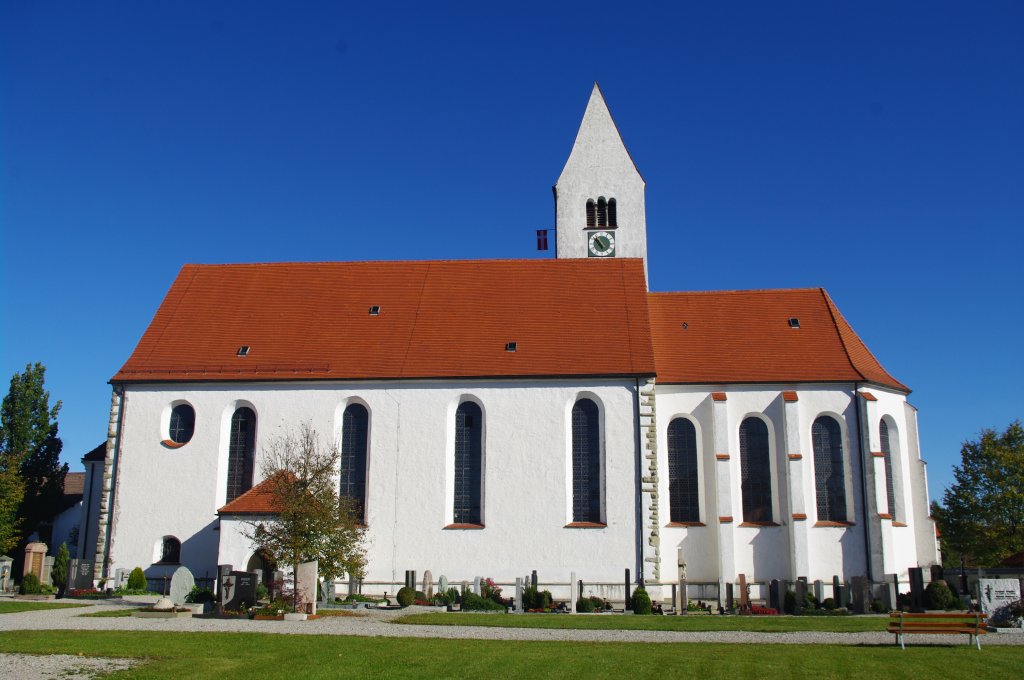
[
  {"left": 0, "top": 363, "right": 65, "bottom": 554},
  {"left": 244, "top": 424, "right": 366, "bottom": 611},
  {"left": 933, "top": 421, "right": 1024, "bottom": 567},
  {"left": 52, "top": 541, "right": 69, "bottom": 596}
]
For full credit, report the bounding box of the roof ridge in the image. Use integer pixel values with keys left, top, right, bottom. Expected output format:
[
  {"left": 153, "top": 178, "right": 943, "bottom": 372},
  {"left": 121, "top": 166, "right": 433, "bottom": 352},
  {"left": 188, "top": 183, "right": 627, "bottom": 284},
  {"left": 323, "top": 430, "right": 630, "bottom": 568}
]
[
  {"left": 649, "top": 287, "right": 824, "bottom": 296},
  {"left": 818, "top": 288, "right": 866, "bottom": 382},
  {"left": 172, "top": 257, "right": 646, "bottom": 269}
]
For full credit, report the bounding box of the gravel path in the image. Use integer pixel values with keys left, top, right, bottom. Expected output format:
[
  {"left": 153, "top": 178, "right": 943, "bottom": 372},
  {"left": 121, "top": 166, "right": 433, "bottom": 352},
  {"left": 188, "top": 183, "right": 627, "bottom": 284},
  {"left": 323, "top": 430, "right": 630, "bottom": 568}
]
[
  {"left": 0, "top": 652, "right": 140, "bottom": 679},
  {"left": 2, "top": 599, "right": 1023, "bottom": 648}
]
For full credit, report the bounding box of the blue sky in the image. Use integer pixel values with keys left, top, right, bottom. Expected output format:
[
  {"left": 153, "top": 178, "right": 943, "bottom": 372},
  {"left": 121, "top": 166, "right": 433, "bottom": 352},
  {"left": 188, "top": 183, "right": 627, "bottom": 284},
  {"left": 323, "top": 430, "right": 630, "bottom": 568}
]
[{"left": 1, "top": 2, "right": 1021, "bottom": 504}]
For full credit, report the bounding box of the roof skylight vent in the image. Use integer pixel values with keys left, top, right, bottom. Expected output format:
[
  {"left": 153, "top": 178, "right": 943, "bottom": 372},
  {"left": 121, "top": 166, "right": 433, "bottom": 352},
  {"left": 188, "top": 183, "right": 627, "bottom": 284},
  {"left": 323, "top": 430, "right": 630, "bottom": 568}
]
[
  {"left": 368, "top": 305, "right": 381, "bottom": 316},
  {"left": 788, "top": 318, "right": 800, "bottom": 329},
  {"left": 681, "top": 322, "right": 688, "bottom": 330},
  {"left": 505, "top": 342, "right": 517, "bottom": 352},
  {"left": 237, "top": 346, "right": 250, "bottom": 357}
]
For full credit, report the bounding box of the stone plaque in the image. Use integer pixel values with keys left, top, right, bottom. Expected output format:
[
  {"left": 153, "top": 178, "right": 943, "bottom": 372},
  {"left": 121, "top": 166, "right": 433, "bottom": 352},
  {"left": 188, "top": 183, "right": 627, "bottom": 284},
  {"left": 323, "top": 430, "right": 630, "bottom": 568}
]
[
  {"left": 295, "top": 560, "right": 318, "bottom": 615},
  {"left": 169, "top": 566, "right": 195, "bottom": 606},
  {"left": 979, "top": 579, "right": 1021, "bottom": 624},
  {"left": 423, "top": 569, "right": 433, "bottom": 598},
  {"left": 223, "top": 571, "right": 257, "bottom": 611}
]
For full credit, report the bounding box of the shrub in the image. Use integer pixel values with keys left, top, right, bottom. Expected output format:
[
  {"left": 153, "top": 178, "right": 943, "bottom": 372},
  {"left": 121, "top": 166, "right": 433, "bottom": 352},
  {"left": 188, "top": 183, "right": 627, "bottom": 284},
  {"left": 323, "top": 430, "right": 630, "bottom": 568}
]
[
  {"left": 461, "top": 591, "right": 506, "bottom": 611},
  {"left": 588, "top": 596, "right": 609, "bottom": 611},
  {"left": 804, "top": 592, "right": 817, "bottom": 610},
  {"left": 631, "top": 586, "right": 652, "bottom": 615},
  {"left": 52, "top": 543, "right": 69, "bottom": 591},
  {"left": 870, "top": 599, "right": 887, "bottom": 613},
  {"left": 19, "top": 573, "right": 42, "bottom": 595},
  {"left": 480, "top": 578, "right": 504, "bottom": 604},
  {"left": 253, "top": 597, "right": 292, "bottom": 617},
  {"left": 343, "top": 593, "right": 385, "bottom": 604},
  {"left": 396, "top": 586, "right": 415, "bottom": 607},
  {"left": 523, "top": 586, "right": 553, "bottom": 610},
  {"left": 576, "top": 597, "right": 595, "bottom": 613},
  {"left": 127, "top": 567, "right": 147, "bottom": 591},
  {"left": 821, "top": 597, "right": 836, "bottom": 610},
  {"left": 924, "top": 580, "right": 959, "bottom": 610},
  {"left": 185, "top": 586, "right": 215, "bottom": 603},
  {"left": 784, "top": 590, "right": 797, "bottom": 615},
  {"left": 256, "top": 582, "right": 269, "bottom": 601}
]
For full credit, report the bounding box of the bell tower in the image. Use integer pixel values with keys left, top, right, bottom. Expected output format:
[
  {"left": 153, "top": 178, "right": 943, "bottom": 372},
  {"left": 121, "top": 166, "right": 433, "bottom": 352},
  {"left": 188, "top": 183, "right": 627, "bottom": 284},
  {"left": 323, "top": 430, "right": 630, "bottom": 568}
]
[{"left": 554, "top": 83, "right": 648, "bottom": 279}]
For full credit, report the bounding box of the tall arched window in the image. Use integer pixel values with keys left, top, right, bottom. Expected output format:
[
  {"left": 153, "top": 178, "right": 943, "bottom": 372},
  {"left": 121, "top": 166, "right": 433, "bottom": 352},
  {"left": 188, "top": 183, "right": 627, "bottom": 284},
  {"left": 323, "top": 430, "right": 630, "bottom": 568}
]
[
  {"left": 667, "top": 418, "right": 699, "bottom": 523},
  {"left": 340, "top": 403, "right": 369, "bottom": 524},
  {"left": 607, "top": 198, "right": 617, "bottom": 227},
  {"left": 453, "top": 402, "right": 483, "bottom": 525},
  {"left": 880, "top": 419, "right": 896, "bottom": 520},
  {"left": 812, "top": 416, "right": 847, "bottom": 522},
  {"left": 571, "top": 398, "right": 602, "bottom": 523},
  {"left": 226, "top": 407, "right": 256, "bottom": 503},
  {"left": 739, "top": 417, "right": 772, "bottom": 523},
  {"left": 586, "top": 199, "right": 597, "bottom": 227},
  {"left": 597, "top": 197, "right": 608, "bottom": 226}
]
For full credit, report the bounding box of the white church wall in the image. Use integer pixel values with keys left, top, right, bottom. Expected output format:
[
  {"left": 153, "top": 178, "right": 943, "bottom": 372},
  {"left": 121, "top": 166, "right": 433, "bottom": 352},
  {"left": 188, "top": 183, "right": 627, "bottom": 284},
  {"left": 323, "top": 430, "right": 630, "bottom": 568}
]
[
  {"left": 654, "top": 384, "right": 883, "bottom": 584},
  {"left": 107, "top": 378, "right": 643, "bottom": 588}
]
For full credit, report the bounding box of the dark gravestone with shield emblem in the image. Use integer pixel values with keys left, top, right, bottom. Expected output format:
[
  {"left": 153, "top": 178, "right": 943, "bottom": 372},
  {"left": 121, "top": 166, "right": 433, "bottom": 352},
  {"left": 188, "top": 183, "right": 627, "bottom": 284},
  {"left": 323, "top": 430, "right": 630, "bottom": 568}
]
[
  {"left": 73, "top": 560, "right": 95, "bottom": 590},
  {"left": 221, "top": 571, "right": 259, "bottom": 611}
]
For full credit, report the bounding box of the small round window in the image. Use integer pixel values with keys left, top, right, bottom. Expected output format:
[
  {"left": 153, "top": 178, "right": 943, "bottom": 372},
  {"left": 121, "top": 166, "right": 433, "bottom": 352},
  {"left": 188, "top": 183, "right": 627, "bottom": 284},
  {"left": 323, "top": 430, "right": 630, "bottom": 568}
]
[{"left": 168, "top": 404, "right": 195, "bottom": 444}]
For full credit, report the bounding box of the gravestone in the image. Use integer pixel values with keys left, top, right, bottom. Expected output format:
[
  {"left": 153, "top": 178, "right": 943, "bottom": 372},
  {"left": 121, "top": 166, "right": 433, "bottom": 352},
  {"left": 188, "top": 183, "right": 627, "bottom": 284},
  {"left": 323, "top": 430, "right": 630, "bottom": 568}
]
[
  {"left": 725, "top": 582, "right": 734, "bottom": 611},
  {"left": 217, "top": 564, "right": 233, "bottom": 603},
  {"left": 624, "top": 568, "right": 631, "bottom": 611},
  {"left": 813, "top": 579, "right": 823, "bottom": 604},
  {"left": 795, "top": 578, "right": 808, "bottom": 614},
  {"left": 114, "top": 568, "right": 129, "bottom": 590},
  {"left": 473, "top": 576, "right": 481, "bottom": 595},
  {"left": 222, "top": 571, "right": 257, "bottom": 611},
  {"left": 908, "top": 567, "right": 925, "bottom": 612},
  {"left": 22, "top": 542, "right": 47, "bottom": 581},
  {"left": 883, "top": 573, "right": 898, "bottom": 611},
  {"left": 768, "top": 580, "right": 782, "bottom": 612},
  {"left": 514, "top": 577, "right": 523, "bottom": 613},
  {"left": 271, "top": 570, "right": 285, "bottom": 599},
  {"left": 979, "top": 579, "right": 1021, "bottom": 625},
  {"left": 930, "top": 565, "right": 944, "bottom": 584},
  {"left": 74, "top": 559, "right": 94, "bottom": 589},
  {"left": 169, "top": 566, "right": 195, "bottom": 606},
  {"left": 850, "top": 576, "right": 870, "bottom": 614},
  {"left": 738, "top": 574, "right": 750, "bottom": 611},
  {"left": 295, "top": 560, "right": 318, "bottom": 615},
  {"left": 438, "top": 575, "right": 448, "bottom": 595},
  {"left": 570, "top": 571, "right": 577, "bottom": 613},
  {"left": 41, "top": 555, "right": 55, "bottom": 586},
  {"left": 832, "top": 575, "right": 842, "bottom": 605},
  {"left": 423, "top": 570, "right": 433, "bottom": 599},
  {"left": 531, "top": 570, "right": 538, "bottom": 590}
]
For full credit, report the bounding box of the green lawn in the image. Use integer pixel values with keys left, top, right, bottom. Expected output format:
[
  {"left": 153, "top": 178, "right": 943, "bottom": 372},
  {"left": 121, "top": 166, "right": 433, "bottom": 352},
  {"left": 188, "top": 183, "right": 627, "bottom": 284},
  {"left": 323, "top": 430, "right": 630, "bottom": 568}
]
[
  {"left": 395, "top": 612, "right": 889, "bottom": 633},
  {"left": 0, "top": 600, "right": 88, "bottom": 614},
  {"left": 0, "top": 630, "right": 1017, "bottom": 679},
  {"left": 79, "top": 607, "right": 141, "bottom": 617}
]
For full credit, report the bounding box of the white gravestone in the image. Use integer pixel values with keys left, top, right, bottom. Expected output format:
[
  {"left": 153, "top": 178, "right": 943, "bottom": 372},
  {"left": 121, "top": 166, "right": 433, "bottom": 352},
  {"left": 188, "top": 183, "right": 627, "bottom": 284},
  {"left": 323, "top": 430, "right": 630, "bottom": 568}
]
[
  {"left": 169, "top": 566, "right": 195, "bottom": 606},
  {"left": 979, "top": 578, "right": 1021, "bottom": 624},
  {"left": 423, "top": 570, "right": 433, "bottom": 599},
  {"left": 295, "top": 561, "right": 318, "bottom": 615},
  {"left": 438, "top": 575, "right": 448, "bottom": 596}
]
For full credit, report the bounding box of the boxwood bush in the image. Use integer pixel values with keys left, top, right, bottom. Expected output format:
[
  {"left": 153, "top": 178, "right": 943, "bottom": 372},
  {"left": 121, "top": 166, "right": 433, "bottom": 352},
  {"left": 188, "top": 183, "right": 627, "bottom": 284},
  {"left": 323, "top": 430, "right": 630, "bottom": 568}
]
[
  {"left": 396, "top": 586, "right": 415, "bottom": 607},
  {"left": 631, "top": 586, "right": 652, "bottom": 615}
]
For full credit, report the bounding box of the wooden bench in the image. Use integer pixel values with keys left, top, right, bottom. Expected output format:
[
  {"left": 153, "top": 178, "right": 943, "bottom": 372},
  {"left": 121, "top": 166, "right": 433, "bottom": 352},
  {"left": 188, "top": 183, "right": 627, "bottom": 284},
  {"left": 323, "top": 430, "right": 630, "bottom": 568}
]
[{"left": 887, "top": 611, "right": 988, "bottom": 650}]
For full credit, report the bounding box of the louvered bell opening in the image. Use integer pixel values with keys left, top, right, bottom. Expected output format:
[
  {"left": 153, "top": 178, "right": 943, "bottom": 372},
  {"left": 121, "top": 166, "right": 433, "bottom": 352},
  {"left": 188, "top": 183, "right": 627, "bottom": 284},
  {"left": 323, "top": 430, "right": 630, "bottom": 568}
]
[
  {"left": 597, "top": 197, "right": 608, "bottom": 227},
  {"left": 607, "top": 198, "right": 617, "bottom": 227},
  {"left": 586, "top": 200, "right": 596, "bottom": 228}
]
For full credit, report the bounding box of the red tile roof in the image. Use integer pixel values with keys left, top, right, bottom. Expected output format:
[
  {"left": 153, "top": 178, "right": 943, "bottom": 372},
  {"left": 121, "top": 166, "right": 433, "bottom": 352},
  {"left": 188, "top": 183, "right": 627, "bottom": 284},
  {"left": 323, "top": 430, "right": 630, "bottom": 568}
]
[
  {"left": 218, "top": 473, "right": 292, "bottom": 514},
  {"left": 113, "top": 259, "right": 656, "bottom": 383},
  {"left": 83, "top": 443, "right": 106, "bottom": 463},
  {"left": 648, "top": 288, "right": 907, "bottom": 391}
]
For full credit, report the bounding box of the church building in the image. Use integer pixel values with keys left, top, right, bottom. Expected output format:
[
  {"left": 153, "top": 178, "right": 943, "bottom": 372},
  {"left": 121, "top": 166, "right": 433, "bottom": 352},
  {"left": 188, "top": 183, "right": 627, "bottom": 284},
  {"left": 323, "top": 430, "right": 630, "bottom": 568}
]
[{"left": 89, "top": 84, "right": 938, "bottom": 602}]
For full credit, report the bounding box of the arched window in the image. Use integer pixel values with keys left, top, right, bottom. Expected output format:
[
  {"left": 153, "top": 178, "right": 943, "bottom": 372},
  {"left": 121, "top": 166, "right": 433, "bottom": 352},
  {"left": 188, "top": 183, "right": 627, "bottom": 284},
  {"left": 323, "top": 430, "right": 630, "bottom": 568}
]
[
  {"left": 597, "top": 197, "right": 608, "bottom": 227},
  {"left": 812, "top": 416, "right": 847, "bottom": 522},
  {"left": 168, "top": 404, "right": 195, "bottom": 444},
  {"left": 586, "top": 199, "right": 597, "bottom": 228},
  {"left": 571, "top": 398, "right": 602, "bottom": 523},
  {"left": 453, "top": 402, "right": 483, "bottom": 525},
  {"left": 607, "top": 198, "right": 617, "bottom": 227},
  {"left": 340, "top": 403, "right": 369, "bottom": 524},
  {"left": 880, "top": 419, "right": 896, "bottom": 520},
  {"left": 226, "top": 407, "right": 256, "bottom": 503},
  {"left": 667, "top": 418, "right": 699, "bottom": 523},
  {"left": 160, "top": 536, "right": 181, "bottom": 564},
  {"left": 739, "top": 417, "right": 772, "bottom": 523}
]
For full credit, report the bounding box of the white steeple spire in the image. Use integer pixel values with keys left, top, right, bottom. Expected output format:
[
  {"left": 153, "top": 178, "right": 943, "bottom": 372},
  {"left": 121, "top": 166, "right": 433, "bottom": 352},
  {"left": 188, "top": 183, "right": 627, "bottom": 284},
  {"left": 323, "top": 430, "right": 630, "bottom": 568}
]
[{"left": 554, "top": 83, "right": 648, "bottom": 279}]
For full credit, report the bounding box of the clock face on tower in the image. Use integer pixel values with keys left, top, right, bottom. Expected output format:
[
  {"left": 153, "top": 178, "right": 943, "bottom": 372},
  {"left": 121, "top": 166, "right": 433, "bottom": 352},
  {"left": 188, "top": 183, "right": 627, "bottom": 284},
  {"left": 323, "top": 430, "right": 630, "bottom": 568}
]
[{"left": 588, "top": 231, "right": 616, "bottom": 258}]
